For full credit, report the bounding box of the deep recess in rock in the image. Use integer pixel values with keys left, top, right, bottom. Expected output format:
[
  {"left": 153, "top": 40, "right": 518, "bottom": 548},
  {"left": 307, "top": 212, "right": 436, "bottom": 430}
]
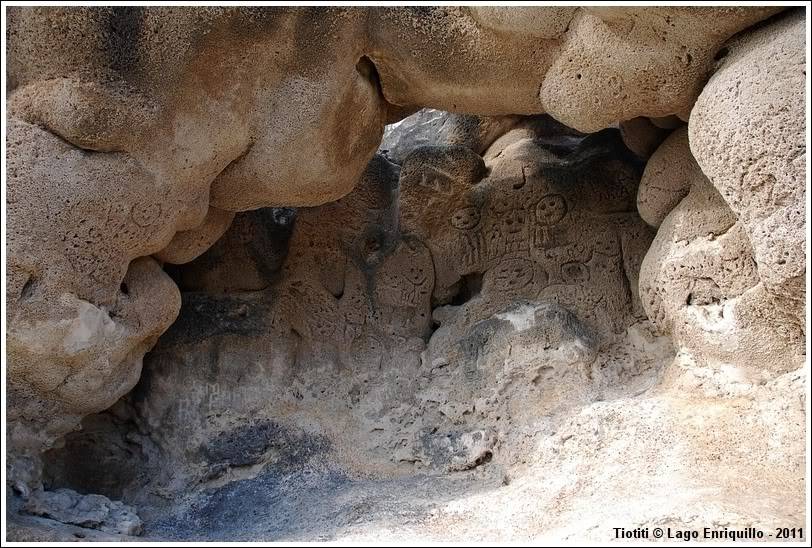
[
  {"left": 34, "top": 110, "right": 661, "bottom": 538},
  {"left": 5, "top": 6, "right": 806, "bottom": 543}
]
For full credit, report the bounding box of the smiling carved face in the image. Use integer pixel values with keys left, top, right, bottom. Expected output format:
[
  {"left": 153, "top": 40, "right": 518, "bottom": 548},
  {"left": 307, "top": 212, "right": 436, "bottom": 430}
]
[
  {"left": 501, "top": 207, "right": 527, "bottom": 235},
  {"left": 405, "top": 263, "right": 429, "bottom": 285},
  {"left": 451, "top": 206, "right": 481, "bottom": 230},
  {"left": 535, "top": 194, "right": 567, "bottom": 226}
]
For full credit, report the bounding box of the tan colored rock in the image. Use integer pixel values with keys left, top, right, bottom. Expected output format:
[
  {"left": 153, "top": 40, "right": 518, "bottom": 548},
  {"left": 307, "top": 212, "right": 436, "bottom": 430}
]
[
  {"left": 206, "top": 49, "right": 388, "bottom": 210},
  {"left": 636, "top": 18, "right": 806, "bottom": 377},
  {"left": 637, "top": 127, "right": 695, "bottom": 227},
  {"left": 3, "top": 7, "right": 803, "bottom": 531},
  {"left": 400, "top": 130, "right": 653, "bottom": 339},
  {"left": 17, "top": 105, "right": 807, "bottom": 542},
  {"left": 482, "top": 115, "right": 586, "bottom": 164},
  {"left": 539, "top": 7, "right": 782, "bottom": 130},
  {"left": 4, "top": 8, "right": 785, "bottom": 456},
  {"left": 7, "top": 256, "right": 180, "bottom": 482},
  {"left": 368, "top": 7, "right": 780, "bottom": 126},
  {"left": 689, "top": 9, "right": 806, "bottom": 337},
  {"left": 154, "top": 207, "right": 235, "bottom": 265},
  {"left": 469, "top": 7, "right": 576, "bottom": 39},
  {"left": 119, "top": 125, "right": 652, "bottom": 488},
  {"left": 5, "top": 7, "right": 387, "bottom": 476},
  {"left": 639, "top": 138, "right": 802, "bottom": 376},
  {"left": 638, "top": 10, "right": 806, "bottom": 377},
  {"left": 619, "top": 117, "right": 673, "bottom": 159},
  {"left": 41, "top": 120, "right": 803, "bottom": 542},
  {"left": 6, "top": 110, "right": 190, "bottom": 475}
]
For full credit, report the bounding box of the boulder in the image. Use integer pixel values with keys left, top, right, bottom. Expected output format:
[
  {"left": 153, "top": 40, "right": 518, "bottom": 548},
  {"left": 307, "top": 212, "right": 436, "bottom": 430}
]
[{"left": 689, "top": 9, "right": 806, "bottom": 338}]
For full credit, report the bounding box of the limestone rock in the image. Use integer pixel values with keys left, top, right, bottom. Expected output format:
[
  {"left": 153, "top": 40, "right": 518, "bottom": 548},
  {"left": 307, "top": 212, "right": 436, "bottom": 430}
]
[
  {"left": 56, "top": 124, "right": 656, "bottom": 505},
  {"left": 3, "top": 6, "right": 806, "bottom": 543},
  {"left": 637, "top": 127, "right": 695, "bottom": 227},
  {"left": 6, "top": 7, "right": 390, "bottom": 472},
  {"left": 23, "top": 488, "right": 142, "bottom": 536},
  {"left": 154, "top": 207, "right": 235, "bottom": 265},
  {"left": 481, "top": 115, "right": 587, "bottom": 163},
  {"left": 639, "top": 133, "right": 801, "bottom": 375},
  {"left": 619, "top": 117, "right": 674, "bottom": 160},
  {"left": 689, "top": 9, "right": 806, "bottom": 339},
  {"left": 4, "top": 7, "right": 786, "bottom": 478},
  {"left": 400, "top": 128, "right": 653, "bottom": 337},
  {"left": 368, "top": 7, "right": 780, "bottom": 126},
  {"left": 6, "top": 256, "right": 180, "bottom": 483},
  {"left": 112, "top": 125, "right": 649, "bottom": 495},
  {"left": 470, "top": 7, "right": 576, "bottom": 39},
  {"left": 22, "top": 107, "right": 805, "bottom": 542},
  {"left": 540, "top": 7, "right": 783, "bottom": 131}
]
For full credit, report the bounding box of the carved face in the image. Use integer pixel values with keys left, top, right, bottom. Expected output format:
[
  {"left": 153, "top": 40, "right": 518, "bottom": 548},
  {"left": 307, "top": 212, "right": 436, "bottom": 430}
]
[
  {"left": 500, "top": 207, "right": 527, "bottom": 235},
  {"left": 593, "top": 229, "right": 620, "bottom": 256},
  {"left": 490, "top": 195, "right": 513, "bottom": 214},
  {"left": 560, "top": 261, "right": 590, "bottom": 284},
  {"left": 451, "top": 206, "right": 481, "bottom": 230},
  {"left": 491, "top": 258, "right": 534, "bottom": 291},
  {"left": 535, "top": 194, "right": 567, "bottom": 226},
  {"left": 401, "top": 239, "right": 432, "bottom": 286},
  {"left": 405, "top": 263, "right": 429, "bottom": 285}
]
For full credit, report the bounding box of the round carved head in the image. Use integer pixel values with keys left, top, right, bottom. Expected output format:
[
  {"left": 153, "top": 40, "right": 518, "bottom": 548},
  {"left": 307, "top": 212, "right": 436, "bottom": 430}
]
[
  {"left": 451, "top": 206, "right": 481, "bottom": 230},
  {"left": 535, "top": 194, "right": 567, "bottom": 226},
  {"left": 491, "top": 257, "right": 535, "bottom": 291}
]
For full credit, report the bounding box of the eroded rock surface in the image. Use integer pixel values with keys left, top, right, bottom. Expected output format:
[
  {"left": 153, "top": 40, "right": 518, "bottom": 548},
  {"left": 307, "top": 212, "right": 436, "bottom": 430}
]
[
  {"left": 23, "top": 489, "right": 142, "bottom": 536},
  {"left": 636, "top": 127, "right": 694, "bottom": 227},
  {"left": 689, "top": 9, "right": 806, "bottom": 348},
  {"left": 26, "top": 110, "right": 805, "bottom": 541},
  {"left": 6, "top": 255, "right": 180, "bottom": 484},
  {"left": 130, "top": 123, "right": 654, "bottom": 479},
  {"left": 5, "top": 6, "right": 786, "bottom": 483},
  {"left": 639, "top": 136, "right": 790, "bottom": 375},
  {"left": 639, "top": 11, "right": 805, "bottom": 376},
  {"left": 4, "top": 5, "right": 807, "bottom": 543},
  {"left": 369, "top": 7, "right": 781, "bottom": 126}
]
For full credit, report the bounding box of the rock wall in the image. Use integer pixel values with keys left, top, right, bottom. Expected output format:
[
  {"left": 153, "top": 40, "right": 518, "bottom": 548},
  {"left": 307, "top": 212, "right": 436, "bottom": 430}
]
[
  {"left": 4, "top": 5, "right": 807, "bottom": 543},
  {"left": 640, "top": 10, "right": 806, "bottom": 375},
  {"left": 33, "top": 120, "right": 672, "bottom": 536},
  {"left": 690, "top": 9, "right": 806, "bottom": 351},
  {"left": 24, "top": 111, "right": 804, "bottom": 542}
]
